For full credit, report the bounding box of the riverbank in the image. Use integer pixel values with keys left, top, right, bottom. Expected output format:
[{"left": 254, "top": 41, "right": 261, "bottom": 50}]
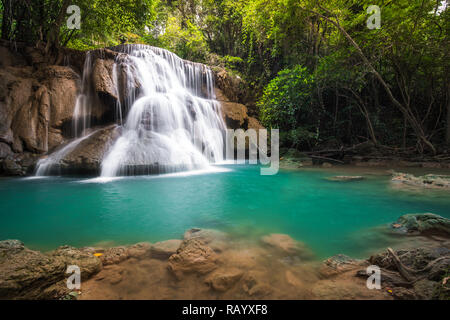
[{"left": 1, "top": 213, "right": 449, "bottom": 300}]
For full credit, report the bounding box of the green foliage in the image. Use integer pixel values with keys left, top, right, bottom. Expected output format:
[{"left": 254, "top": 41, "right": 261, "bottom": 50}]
[
  {"left": 1, "top": 0, "right": 448, "bottom": 151},
  {"left": 258, "top": 65, "right": 317, "bottom": 135},
  {"left": 158, "top": 16, "right": 209, "bottom": 61}
]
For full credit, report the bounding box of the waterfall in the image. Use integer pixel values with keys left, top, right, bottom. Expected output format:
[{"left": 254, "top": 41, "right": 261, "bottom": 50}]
[
  {"left": 100, "top": 45, "right": 225, "bottom": 176},
  {"left": 36, "top": 44, "right": 226, "bottom": 177},
  {"left": 35, "top": 53, "right": 98, "bottom": 176}
]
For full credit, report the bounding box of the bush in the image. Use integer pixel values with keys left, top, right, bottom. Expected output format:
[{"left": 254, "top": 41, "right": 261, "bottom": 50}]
[{"left": 258, "top": 65, "right": 318, "bottom": 148}]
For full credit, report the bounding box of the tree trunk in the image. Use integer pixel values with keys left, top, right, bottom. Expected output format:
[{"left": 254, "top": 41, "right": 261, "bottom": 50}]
[
  {"left": 45, "top": 0, "right": 70, "bottom": 55},
  {"left": 302, "top": 4, "right": 437, "bottom": 154}
]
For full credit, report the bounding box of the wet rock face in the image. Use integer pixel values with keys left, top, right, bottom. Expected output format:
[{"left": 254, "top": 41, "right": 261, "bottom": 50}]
[
  {"left": 45, "top": 124, "right": 121, "bottom": 175},
  {"left": 392, "top": 213, "right": 450, "bottom": 237},
  {"left": 168, "top": 239, "right": 219, "bottom": 279},
  {"left": 92, "top": 58, "right": 118, "bottom": 106},
  {"left": 0, "top": 44, "right": 84, "bottom": 175}
]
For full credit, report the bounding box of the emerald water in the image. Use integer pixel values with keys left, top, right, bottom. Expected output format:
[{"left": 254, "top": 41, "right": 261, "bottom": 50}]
[{"left": 1, "top": 166, "right": 449, "bottom": 258}]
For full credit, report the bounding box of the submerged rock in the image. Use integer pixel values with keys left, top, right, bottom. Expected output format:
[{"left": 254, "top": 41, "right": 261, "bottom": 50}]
[
  {"left": 326, "top": 176, "right": 365, "bottom": 182},
  {"left": 99, "top": 246, "right": 129, "bottom": 266},
  {"left": 205, "top": 268, "right": 243, "bottom": 292},
  {"left": 184, "top": 228, "right": 229, "bottom": 252},
  {"left": 391, "top": 213, "right": 450, "bottom": 237},
  {"left": 319, "top": 254, "right": 365, "bottom": 278},
  {"left": 260, "top": 234, "right": 313, "bottom": 259},
  {"left": 126, "top": 242, "right": 152, "bottom": 259},
  {"left": 168, "top": 239, "right": 218, "bottom": 279},
  {"left": 241, "top": 270, "right": 273, "bottom": 298},
  {"left": 391, "top": 172, "right": 450, "bottom": 190},
  {"left": 150, "top": 239, "right": 182, "bottom": 260}
]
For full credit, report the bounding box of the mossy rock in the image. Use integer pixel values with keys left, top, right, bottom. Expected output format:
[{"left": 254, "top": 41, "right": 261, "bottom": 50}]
[{"left": 393, "top": 213, "right": 450, "bottom": 237}]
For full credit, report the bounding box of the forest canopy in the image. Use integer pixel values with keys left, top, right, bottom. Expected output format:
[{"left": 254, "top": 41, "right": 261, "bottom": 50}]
[{"left": 1, "top": 0, "right": 449, "bottom": 154}]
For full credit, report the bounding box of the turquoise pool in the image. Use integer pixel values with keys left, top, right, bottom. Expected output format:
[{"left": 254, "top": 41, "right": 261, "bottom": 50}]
[{"left": 1, "top": 165, "right": 449, "bottom": 258}]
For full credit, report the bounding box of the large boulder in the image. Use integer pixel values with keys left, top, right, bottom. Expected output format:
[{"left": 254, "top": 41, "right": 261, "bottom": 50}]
[
  {"left": 54, "top": 125, "right": 121, "bottom": 175},
  {"left": 0, "top": 240, "right": 66, "bottom": 299},
  {"left": 92, "top": 58, "right": 118, "bottom": 106},
  {"left": 391, "top": 213, "right": 450, "bottom": 237},
  {"left": 49, "top": 246, "right": 102, "bottom": 280},
  {"left": 168, "top": 239, "right": 218, "bottom": 279}
]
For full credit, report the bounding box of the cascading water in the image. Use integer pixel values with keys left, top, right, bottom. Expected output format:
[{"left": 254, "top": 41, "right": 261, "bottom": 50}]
[
  {"left": 36, "top": 44, "right": 226, "bottom": 177},
  {"left": 35, "top": 52, "right": 98, "bottom": 176},
  {"left": 100, "top": 45, "right": 225, "bottom": 176}
]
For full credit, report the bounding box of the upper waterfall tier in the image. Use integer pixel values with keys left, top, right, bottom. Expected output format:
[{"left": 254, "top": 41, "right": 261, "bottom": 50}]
[{"left": 101, "top": 44, "right": 226, "bottom": 176}]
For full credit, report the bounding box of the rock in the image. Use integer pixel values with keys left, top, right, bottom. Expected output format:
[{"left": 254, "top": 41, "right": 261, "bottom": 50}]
[
  {"left": 205, "top": 268, "right": 243, "bottom": 292},
  {"left": 391, "top": 172, "right": 450, "bottom": 190},
  {"left": 326, "top": 176, "right": 365, "bottom": 182},
  {"left": 0, "top": 142, "right": 13, "bottom": 159},
  {"left": 260, "top": 234, "right": 313, "bottom": 258},
  {"left": 391, "top": 287, "right": 417, "bottom": 300},
  {"left": 168, "top": 239, "right": 218, "bottom": 279},
  {"left": 48, "top": 125, "right": 121, "bottom": 175},
  {"left": 126, "top": 242, "right": 152, "bottom": 259},
  {"left": 184, "top": 228, "right": 227, "bottom": 243},
  {"left": 99, "top": 246, "right": 129, "bottom": 266},
  {"left": 212, "top": 67, "right": 247, "bottom": 103},
  {"left": 150, "top": 239, "right": 182, "bottom": 260},
  {"left": 413, "top": 279, "right": 439, "bottom": 300},
  {"left": 392, "top": 213, "right": 450, "bottom": 237},
  {"left": 40, "top": 66, "right": 80, "bottom": 150},
  {"left": 0, "top": 157, "right": 25, "bottom": 176},
  {"left": 0, "top": 239, "right": 25, "bottom": 254},
  {"left": 319, "top": 254, "right": 365, "bottom": 278},
  {"left": 247, "top": 117, "right": 264, "bottom": 130},
  {"left": 322, "top": 162, "right": 333, "bottom": 168},
  {"left": 50, "top": 246, "right": 102, "bottom": 280},
  {"left": 92, "top": 58, "right": 118, "bottom": 106},
  {"left": 0, "top": 240, "right": 66, "bottom": 299},
  {"left": 183, "top": 228, "right": 229, "bottom": 252},
  {"left": 370, "top": 247, "right": 450, "bottom": 271},
  {"left": 285, "top": 270, "right": 303, "bottom": 287},
  {"left": 241, "top": 271, "right": 273, "bottom": 298},
  {"left": 221, "top": 101, "right": 248, "bottom": 129}
]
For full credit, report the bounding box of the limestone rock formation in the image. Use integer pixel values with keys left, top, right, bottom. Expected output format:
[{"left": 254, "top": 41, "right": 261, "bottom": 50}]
[
  {"left": 391, "top": 213, "right": 450, "bottom": 237},
  {"left": 319, "top": 254, "right": 366, "bottom": 278},
  {"left": 168, "top": 239, "right": 218, "bottom": 279},
  {"left": 150, "top": 239, "right": 182, "bottom": 259},
  {"left": 50, "top": 245, "right": 102, "bottom": 280},
  {"left": 0, "top": 240, "right": 72, "bottom": 299},
  {"left": 391, "top": 172, "right": 450, "bottom": 190},
  {"left": 205, "top": 268, "right": 243, "bottom": 292},
  {"left": 45, "top": 125, "right": 121, "bottom": 175},
  {"left": 260, "top": 233, "right": 314, "bottom": 259}
]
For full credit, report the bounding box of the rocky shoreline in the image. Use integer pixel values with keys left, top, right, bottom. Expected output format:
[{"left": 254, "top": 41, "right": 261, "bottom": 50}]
[{"left": 1, "top": 214, "right": 449, "bottom": 300}]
